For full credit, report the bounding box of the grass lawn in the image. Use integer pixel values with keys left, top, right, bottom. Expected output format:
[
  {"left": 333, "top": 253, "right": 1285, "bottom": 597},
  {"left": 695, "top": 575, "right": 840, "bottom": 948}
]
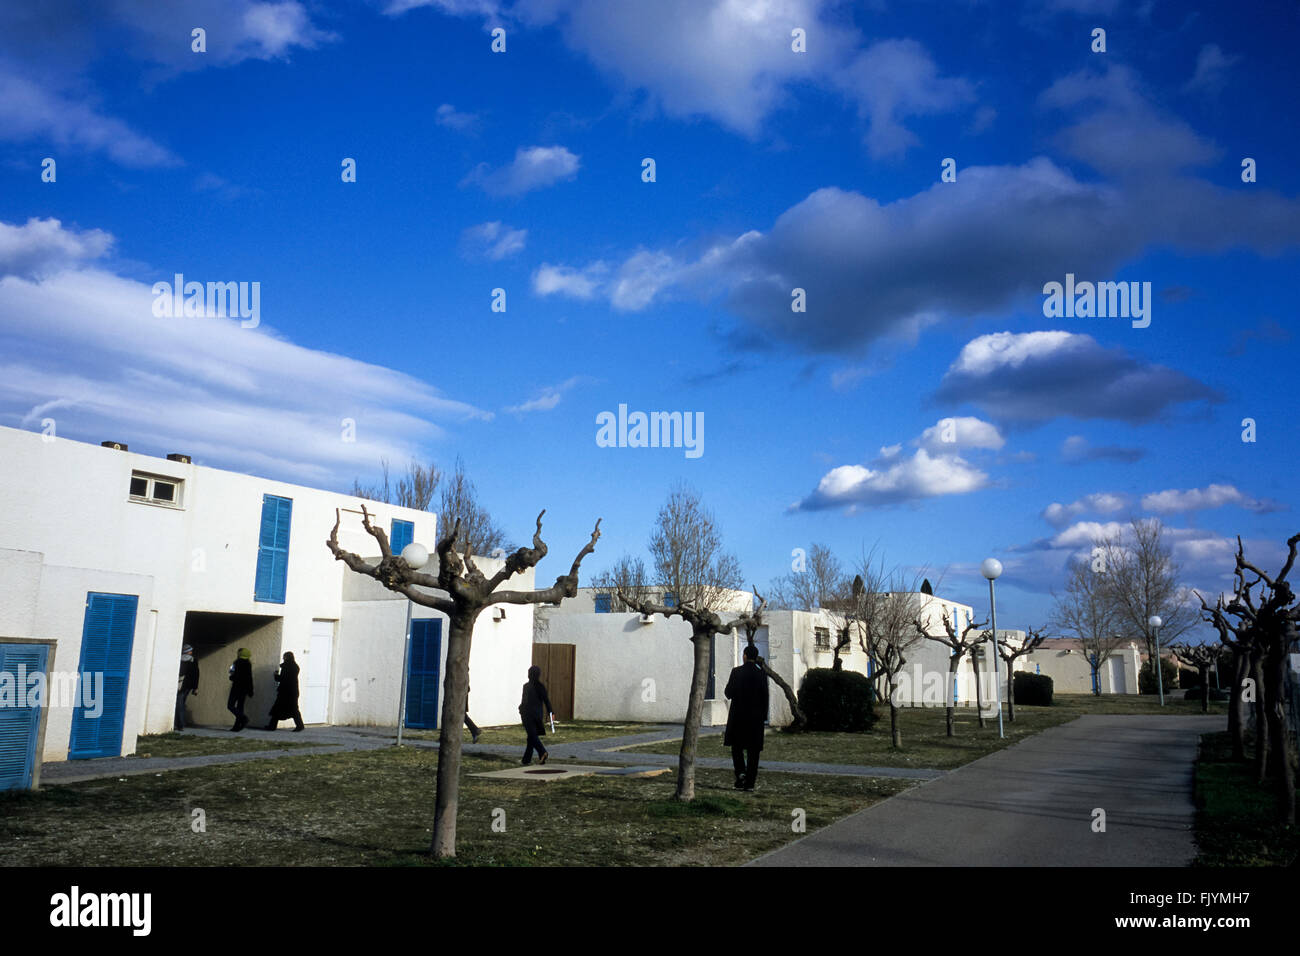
[
  {"left": 0, "top": 748, "right": 911, "bottom": 866},
  {"left": 129, "top": 732, "right": 325, "bottom": 759},
  {"left": 621, "top": 693, "right": 1229, "bottom": 770},
  {"left": 1192, "top": 731, "right": 1300, "bottom": 867},
  {"left": 400, "top": 720, "right": 666, "bottom": 746}
]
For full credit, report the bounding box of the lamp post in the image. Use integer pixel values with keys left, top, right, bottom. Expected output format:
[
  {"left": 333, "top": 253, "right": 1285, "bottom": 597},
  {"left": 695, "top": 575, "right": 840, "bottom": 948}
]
[
  {"left": 396, "top": 542, "right": 430, "bottom": 746},
  {"left": 1148, "top": 614, "right": 1164, "bottom": 707},
  {"left": 981, "top": 558, "right": 1005, "bottom": 739}
]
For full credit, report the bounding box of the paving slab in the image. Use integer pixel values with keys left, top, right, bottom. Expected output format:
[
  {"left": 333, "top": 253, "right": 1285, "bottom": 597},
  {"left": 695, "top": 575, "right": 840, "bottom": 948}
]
[{"left": 748, "top": 715, "right": 1221, "bottom": 867}]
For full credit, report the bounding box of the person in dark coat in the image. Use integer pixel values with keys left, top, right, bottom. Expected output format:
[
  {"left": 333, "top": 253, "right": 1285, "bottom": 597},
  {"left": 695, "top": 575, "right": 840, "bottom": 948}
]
[
  {"left": 465, "top": 683, "right": 481, "bottom": 744},
  {"left": 518, "top": 665, "right": 553, "bottom": 765},
  {"left": 227, "top": 647, "right": 254, "bottom": 732},
  {"left": 724, "top": 644, "right": 769, "bottom": 791},
  {"left": 265, "top": 651, "right": 304, "bottom": 731},
  {"left": 175, "top": 644, "right": 199, "bottom": 731}
]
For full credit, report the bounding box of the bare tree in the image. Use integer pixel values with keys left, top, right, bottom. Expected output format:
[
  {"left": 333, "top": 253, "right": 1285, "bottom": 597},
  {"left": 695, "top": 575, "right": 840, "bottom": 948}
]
[
  {"left": 1051, "top": 558, "right": 1123, "bottom": 697},
  {"left": 853, "top": 555, "right": 926, "bottom": 749},
  {"left": 768, "top": 543, "right": 854, "bottom": 669},
  {"left": 611, "top": 486, "right": 750, "bottom": 800},
  {"left": 735, "top": 587, "right": 806, "bottom": 731},
  {"left": 1196, "top": 588, "right": 1258, "bottom": 761},
  {"left": 327, "top": 506, "right": 601, "bottom": 857},
  {"left": 992, "top": 627, "right": 1047, "bottom": 721},
  {"left": 913, "top": 608, "right": 987, "bottom": 737},
  {"left": 1096, "top": 518, "right": 1195, "bottom": 682},
  {"left": 351, "top": 458, "right": 442, "bottom": 511},
  {"left": 1197, "top": 534, "right": 1300, "bottom": 823},
  {"left": 438, "top": 456, "right": 511, "bottom": 556},
  {"left": 1168, "top": 641, "right": 1219, "bottom": 714}
]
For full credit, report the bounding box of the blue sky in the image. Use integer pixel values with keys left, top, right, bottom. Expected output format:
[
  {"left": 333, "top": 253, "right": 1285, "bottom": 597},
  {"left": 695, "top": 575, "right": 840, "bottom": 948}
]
[{"left": 1, "top": 0, "right": 1296, "bottom": 632}]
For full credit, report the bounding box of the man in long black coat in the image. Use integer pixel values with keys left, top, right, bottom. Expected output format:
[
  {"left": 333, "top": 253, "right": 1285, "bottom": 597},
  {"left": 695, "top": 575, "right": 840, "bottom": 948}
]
[{"left": 724, "top": 644, "right": 769, "bottom": 791}]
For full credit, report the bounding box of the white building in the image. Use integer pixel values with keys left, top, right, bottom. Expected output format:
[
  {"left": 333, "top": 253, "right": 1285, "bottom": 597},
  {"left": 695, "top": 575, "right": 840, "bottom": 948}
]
[
  {"left": 0, "top": 425, "right": 534, "bottom": 790},
  {"left": 534, "top": 586, "right": 1009, "bottom": 726},
  {"left": 1024, "top": 638, "right": 1142, "bottom": 695}
]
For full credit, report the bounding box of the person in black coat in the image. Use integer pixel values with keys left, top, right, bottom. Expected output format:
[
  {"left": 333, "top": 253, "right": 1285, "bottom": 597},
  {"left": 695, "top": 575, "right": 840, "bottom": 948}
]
[
  {"left": 724, "top": 644, "right": 769, "bottom": 791},
  {"left": 175, "top": 644, "right": 199, "bottom": 731},
  {"left": 518, "top": 665, "right": 553, "bottom": 765},
  {"left": 266, "top": 651, "right": 304, "bottom": 731},
  {"left": 228, "top": 648, "right": 254, "bottom": 731}
]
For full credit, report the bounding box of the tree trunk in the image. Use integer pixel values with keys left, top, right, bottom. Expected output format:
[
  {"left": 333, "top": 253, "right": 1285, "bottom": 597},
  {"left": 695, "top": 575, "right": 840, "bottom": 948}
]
[
  {"left": 1199, "top": 664, "right": 1210, "bottom": 714},
  {"left": 945, "top": 656, "right": 959, "bottom": 737},
  {"left": 675, "top": 628, "right": 713, "bottom": 801},
  {"left": 1262, "top": 647, "right": 1296, "bottom": 823},
  {"left": 1251, "top": 649, "right": 1268, "bottom": 784},
  {"left": 1228, "top": 649, "right": 1248, "bottom": 761},
  {"left": 971, "top": 653, "right": 986, "bottom": 728},
  {"left": 889, "top": 697, "right": 901, "bottom": 749},
  {"left": 758, "top": 657, "right": 805, "bottom": 730},
  {"left": 431, "top": 613, "right": 475, "bottom": 858},
  {"left": 1005, "top": 659, "right": 1016, "bottom": 722}
]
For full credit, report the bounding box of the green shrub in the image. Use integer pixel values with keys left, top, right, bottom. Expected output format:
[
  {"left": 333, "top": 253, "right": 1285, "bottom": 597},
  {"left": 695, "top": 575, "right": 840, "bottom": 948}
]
[
  {"left": 1014, "top": 671, "right": 1053, "bottom": 706},
  {"left": 1139, "top": 657, "right": 1180, "bottom": 695},
  {"left": 797, "top": 668, "right": 877, "bottom": 732}
]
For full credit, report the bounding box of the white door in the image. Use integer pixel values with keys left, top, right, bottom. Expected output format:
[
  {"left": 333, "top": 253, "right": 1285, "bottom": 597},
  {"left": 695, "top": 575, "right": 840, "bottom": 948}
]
[
  {"left": 304, "top": 620, "right": 334, "bottom": 724},
  {"left": 1109, "top": 656, "right": 1127, "bottom": 695}
]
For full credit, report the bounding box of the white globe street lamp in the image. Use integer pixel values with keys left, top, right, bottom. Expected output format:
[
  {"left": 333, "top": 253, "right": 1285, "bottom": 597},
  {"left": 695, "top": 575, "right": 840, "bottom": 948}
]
[
  {"left": 981, "top": 558, "right": 1005, "bottom": 739},
  {"left": 396, "top": 542, "right": 430, "bottom": 745},
  {"left": 1148, "top": 614, "right": 1164, "bottom": 707}
]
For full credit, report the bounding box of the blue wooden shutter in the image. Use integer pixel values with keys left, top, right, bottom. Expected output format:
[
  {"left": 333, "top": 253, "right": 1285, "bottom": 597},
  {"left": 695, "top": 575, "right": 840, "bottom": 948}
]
[
  {"left": 254, "top": 494, "right": 293, "bottom": 603},
  {"left": 594, "top": 593, "right": 611, "bottom": 613},
  {"left": 69, "top": 593, "right": 138, "bottom": 760},
  {"left": 404, "top": 619, "right": 442, "bottom": 729},
  {"left": 390, "top": 519, "right": 414, "bottom": 556},
  {"left": 0, "top": 643, "right": 50, "bottom": 790}
]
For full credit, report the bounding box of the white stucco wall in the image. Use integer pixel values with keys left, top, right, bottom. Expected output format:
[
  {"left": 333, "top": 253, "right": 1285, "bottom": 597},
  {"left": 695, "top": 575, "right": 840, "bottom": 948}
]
[
  {"left": 1025, "top": 641, "right": 1141, "bottom": 695},
  {"left": 0, "top": 425, "right": 488, "bottom": 762}
]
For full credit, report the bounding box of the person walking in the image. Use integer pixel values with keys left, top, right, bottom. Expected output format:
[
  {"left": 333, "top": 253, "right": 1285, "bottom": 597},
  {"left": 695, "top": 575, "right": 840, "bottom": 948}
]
[
  {"left": 265, "top": 651, "right": 305, "bottom": 731},
  {"left": 518, "top": 665, "right": 553, "bottom": 765},
  {"left": 724, "top": 644, "right": 769, "bottom": 792},
  {"left": 175, "top": 644, "right": 199, "bottom": 731},
  {"left": 227, "top": 648, "right": 254, "bottom": 732}
]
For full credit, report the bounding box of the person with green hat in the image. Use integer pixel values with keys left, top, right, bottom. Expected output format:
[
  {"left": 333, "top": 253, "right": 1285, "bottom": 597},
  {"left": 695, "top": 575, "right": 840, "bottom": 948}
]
[{"left": 228, "top": 648, "right": 254, "bottom": 731}]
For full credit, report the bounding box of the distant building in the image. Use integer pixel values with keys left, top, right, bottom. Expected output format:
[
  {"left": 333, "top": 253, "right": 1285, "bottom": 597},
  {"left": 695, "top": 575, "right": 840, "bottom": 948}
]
[{"left": 1024, "top": 638, "right": 1141, "bottom": 695}]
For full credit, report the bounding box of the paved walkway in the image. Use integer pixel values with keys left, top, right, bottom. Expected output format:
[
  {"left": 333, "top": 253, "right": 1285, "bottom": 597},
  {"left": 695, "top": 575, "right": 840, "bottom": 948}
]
[
  {"left": 748, "top": 715, "right": 1221, "bottom": 867},
  {"left": 39, "top": 723, "right": 939, "bottom": 784}
]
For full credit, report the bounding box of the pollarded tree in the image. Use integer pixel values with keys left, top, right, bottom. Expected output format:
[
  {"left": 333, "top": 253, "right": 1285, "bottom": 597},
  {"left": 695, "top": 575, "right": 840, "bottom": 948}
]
[
  {"left": 1196, "top": 588, "right": 1259, "bottom": 761},
  {"left": 327, "top": 506, "right": 601, "bottom": 857},
  {"left": 1051, "top": 558, "right": 1123, "bottom": 697},
  {"left": 992, "top": 626, "right": 1047, "bottom": 721},
  {"left": 1168, "top": 641, "right": 1219, "bottom": 714},
  {"left": 1197, "top": 534, "right": 1300, "bottom": 823},
  {"left": 609, "top": 486, "right": 751, "bottom": 801},
  {"left": 913, "top": 608, "right": 987, "bottom": 737}
]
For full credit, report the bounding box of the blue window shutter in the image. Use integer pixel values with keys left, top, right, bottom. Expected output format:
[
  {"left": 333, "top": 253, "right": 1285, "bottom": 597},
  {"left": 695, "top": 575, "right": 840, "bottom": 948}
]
[
  {"left": 255, "top": 494, "right": 292, "bottom": 603},
  {"left": 0, "top": 643, "right": 50, "bottom": 790},
  {"left": 69, "top": 593, "right": 138, "bottom": 760},
  {"left": 663, "top": 591, "right": 676, "bottom": 608},
  {"left": 405, "top": 619, "right": 442, "bottom": 729},
  {"left": 594, "top": 593, "right": 611, "bottom": 613},
  {"left": 390, "top": 519, "right": 414, "bottom": 556}
]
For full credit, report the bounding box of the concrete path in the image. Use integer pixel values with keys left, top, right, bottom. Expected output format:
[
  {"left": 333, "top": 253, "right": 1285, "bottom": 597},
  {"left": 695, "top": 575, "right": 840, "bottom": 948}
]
[
  {"left": 748, "top": 715, "right": 1221, "bottom": 867},
  {"left": 39, "top": 723, "right": 939, "bottom": 784}
]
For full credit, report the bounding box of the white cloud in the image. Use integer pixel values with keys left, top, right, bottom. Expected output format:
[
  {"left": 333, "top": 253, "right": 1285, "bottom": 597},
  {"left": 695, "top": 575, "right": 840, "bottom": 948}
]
[
  {"left": 0, "top": 218, "right": 115, "bottom": 280},
  {"left": 796, "top": 448, "right": 989, "bottom": 511},
  {"left": 1183, "top": 44, "right": 1238, "bottom": 95},
  {"left": 460, "top": 221, "right": 527, "bottom": 261},
  {"left": 1040, "top": 492, "right": 1129, "bottom": 528},
  {"left": 915, "top": 416, "right": 1005, "bottom": 452},
  {"left": 1141, "top": 484, "right": 1283, "bottom": 515},
  {"left": 503, "top": 376, "right": 585, "bottom": 414},
  {"left": 532, "top": 261, "right": 608, "bottom": 300},
  {"left": 436, "top": 103, "right": 480, "bottom": 132},
  {"left": 0, "top": 218, "right": 489, "bottom": 485},
  {"left": 463, "top": 145, "right": 580, "bottom": 196}
]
